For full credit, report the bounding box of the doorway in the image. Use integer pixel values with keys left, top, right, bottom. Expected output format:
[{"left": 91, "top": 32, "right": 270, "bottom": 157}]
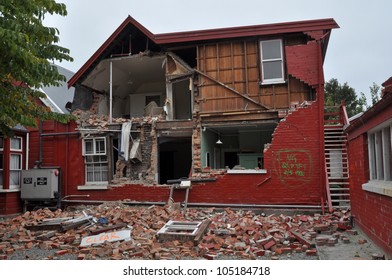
[{"left": 158, "top": 137, "right": 192, "bottom": 184}]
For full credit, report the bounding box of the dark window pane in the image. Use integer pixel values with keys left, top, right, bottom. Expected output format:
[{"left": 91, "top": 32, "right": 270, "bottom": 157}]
[
  {"left": 262, "top": 40, "right": 282, "bottom": 60},
  {"left": 263, "top": 61, "right": 283, "bottom": 80}
]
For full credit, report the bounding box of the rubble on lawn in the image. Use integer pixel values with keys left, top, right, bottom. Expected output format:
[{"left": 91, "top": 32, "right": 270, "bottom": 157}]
[{"left": 0, "top": 202, "right": 363, "bottom": 260}]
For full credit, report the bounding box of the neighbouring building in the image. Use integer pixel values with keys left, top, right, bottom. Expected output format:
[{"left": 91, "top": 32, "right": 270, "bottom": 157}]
[
  {"left": 0, "top": 65, "right": 75, "bottom": 216},
  {"left": 345, "top": 77, "right": 392, "bottom": 257}
]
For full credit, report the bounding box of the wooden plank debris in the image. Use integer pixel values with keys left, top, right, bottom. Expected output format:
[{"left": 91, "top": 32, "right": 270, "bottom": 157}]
[
  {"left": 25, "top": 214, "right": 96, "bottom": 232},
  {"left": 157, "top": 219, "right": 211, "bottom": 244},
  {"left": 80, "top": 229, "right": 131, "bottom": 247},
  {"left": 89, "top": 223, "right": 128, "bottom": 235}
]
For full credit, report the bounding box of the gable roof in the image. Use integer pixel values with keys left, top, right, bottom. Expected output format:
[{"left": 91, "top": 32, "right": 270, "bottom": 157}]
[{"left": 68, "top": 15, "right": 339, "bottom": 88}]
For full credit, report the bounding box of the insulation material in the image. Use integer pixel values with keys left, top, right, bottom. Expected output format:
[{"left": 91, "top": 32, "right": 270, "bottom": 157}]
[
  {"left": 121, "top": 122, "right": 132, "bottom": 161},
  {"left": 130, "top": 138, "right": 142, "bottom": 163}
]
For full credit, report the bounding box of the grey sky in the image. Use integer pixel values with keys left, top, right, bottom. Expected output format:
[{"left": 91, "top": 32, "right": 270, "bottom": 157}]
[{"left": 45, "top": 0, "right": 392, "bottom": 102}]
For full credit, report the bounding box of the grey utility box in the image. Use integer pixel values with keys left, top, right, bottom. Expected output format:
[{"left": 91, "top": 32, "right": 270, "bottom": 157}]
[{"left": 21, "top": 169, "right": 59, "bottom": 200}]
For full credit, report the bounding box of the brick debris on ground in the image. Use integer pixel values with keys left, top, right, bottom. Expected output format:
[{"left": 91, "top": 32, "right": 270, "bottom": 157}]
[{"left": 0, "top": 203, "right": 383, "bottom": 260}]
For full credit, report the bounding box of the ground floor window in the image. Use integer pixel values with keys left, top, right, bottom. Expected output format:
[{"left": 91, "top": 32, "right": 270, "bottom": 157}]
[
  {"left": 9, "top": 153, "right": 22, "bottom": 189},
  {"left": 201, "top": 124, "right": 275, "bottom": 170},
  {"left": 83, "top": 137, "right": 108, "bottom": 184},
  {"left": 86, "top": 155, "right": 108, "bottom": 183}
]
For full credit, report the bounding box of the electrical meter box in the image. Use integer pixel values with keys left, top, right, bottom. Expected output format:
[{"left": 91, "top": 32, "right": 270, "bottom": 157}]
[{"left": 21, "top": 169, "right": 59, "bottom": 200}]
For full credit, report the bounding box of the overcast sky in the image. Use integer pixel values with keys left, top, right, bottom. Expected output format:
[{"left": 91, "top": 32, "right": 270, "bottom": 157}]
[{"left": 45, "top": 0, "right": 392, "bottom": 103}]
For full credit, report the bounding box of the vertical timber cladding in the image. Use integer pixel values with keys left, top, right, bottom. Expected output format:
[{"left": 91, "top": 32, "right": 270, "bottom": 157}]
[
  {"left": 196, "top": 39, "right": 312, "bottom": 112},
  {"left": 197, "top": 40, "right": 262, "bottom": 113}
]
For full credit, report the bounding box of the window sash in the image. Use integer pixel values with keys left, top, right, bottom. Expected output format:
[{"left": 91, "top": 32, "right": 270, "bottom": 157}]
[
  {"left": 260, "top": 39, "right": 284, "bottom": 84},
  {"left": 368, "top": 122, "right": 392, "bottom": 182},
  {"left": 85, "top": 155, "right": 108, "bottom": 183},
  {"left": 10, "top": 137, "right": 22, "bottom": 151},
  {"left": 9, "top": 153, "right": 22, "bottom": 188},
  {"left": 83, "top": 137, "right": 106, "bottom": 156}
]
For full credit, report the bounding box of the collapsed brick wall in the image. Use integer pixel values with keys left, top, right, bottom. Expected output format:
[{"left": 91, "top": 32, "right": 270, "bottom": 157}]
[
  {"left": 128, "top": 122, "right": 154, "bottom": 182},
  {"left": 262, "top": 101, "right": 323, "bottom": 204},
  {"left": 285, "top": 41, "right": 320, "bottom": 88},
  {"left": 348, "top": 134, "right": 392, "bottom": 256}
]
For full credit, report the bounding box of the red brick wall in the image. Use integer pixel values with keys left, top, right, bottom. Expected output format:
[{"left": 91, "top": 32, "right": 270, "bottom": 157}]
[
  {"left": 286, "top": 41, "right": 319, "bottom": 88},
  {"left": 66, "top": 102, "right": 323, "bottom": 207},
  {"left": 348, "top": 134, "right": 392, "bottom": 256}
]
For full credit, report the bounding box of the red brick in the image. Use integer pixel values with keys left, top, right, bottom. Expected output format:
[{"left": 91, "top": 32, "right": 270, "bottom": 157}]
[
  {"left": 253, "top": 249, "right": 265, "bottom": 257},
  {"left": 203, "top": 254, "right": 217, "bottom": 260},
  {"left": 55, "top": 250, "right": 68, "bottom": 256},
  {"left": 306, "top": 249, "right": 317, "bottom": 256},
  {"left": 263, "top": 239, "right": 276, "bottom": 250}
]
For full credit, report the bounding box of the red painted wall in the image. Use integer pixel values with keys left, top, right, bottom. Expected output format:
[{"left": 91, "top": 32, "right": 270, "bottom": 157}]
[
  {"left": 29, "top": 120, "right": 85, "bottom": 199},
  {"left": 0, "top": 192, "right": 22, "bottom": 216},
  {"left": 348, "top": 124, "right": 392, "bottom": 256}
]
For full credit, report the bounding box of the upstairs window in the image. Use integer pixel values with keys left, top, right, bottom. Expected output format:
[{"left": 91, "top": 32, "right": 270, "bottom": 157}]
[{"left": 260, "top": 39, "right": 285, "bottom": 84}]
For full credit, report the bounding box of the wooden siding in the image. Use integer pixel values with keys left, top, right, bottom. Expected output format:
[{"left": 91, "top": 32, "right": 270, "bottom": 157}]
[{"left": 196, "top": 40, "right": 313, "bottom": 114}]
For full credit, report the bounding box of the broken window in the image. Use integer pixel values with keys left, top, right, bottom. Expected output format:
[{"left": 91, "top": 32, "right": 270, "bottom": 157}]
[
  {"left": 201, "top": 124, "right": 275, "bottom": 171},
  {"left": 260, "top": 39, "right": 285, "bottom": 84},
  {"left": 83, "top": 137, "right": 108, "bottom": 184}
]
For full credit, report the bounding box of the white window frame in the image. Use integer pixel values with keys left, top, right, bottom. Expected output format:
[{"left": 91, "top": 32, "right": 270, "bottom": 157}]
[
  {"left": 82, "top": 137, "right": 107, "bottom": 156},
  {"left": 9, "top": 153, "right": 22, "bottom": 189},
  {"left": 260, "top": 39, "right": 285, "bottom": 85},
  {"left": 9, "top": 136, "right": 23, "bottom": 189},
  {"left": 83, "top": 137, "right": 108, "bottom": 184},
  {"left": 10, "top": 136, "right": 23, "bottom": 152},
  {"left": 367, "top": 120, "right": 392, "bottom": 181},
  {"left": 364, "top": 119, "right": 392, "bottom": 198}
]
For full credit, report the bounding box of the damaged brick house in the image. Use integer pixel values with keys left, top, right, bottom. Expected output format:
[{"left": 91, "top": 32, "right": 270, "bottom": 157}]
[
  {"left": 58, "top": 16, "right": 340, "bottom": 209},
  {"left": 345, "top": 77, "right": 392, "bottom": 256}
]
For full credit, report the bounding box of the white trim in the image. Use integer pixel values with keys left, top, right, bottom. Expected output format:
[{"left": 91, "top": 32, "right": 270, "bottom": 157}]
[
  {"left": 39, "top": 91, "right": 64, "bottom": 114},
  {"left": 0, "top": 188, "right": 21, "bottom": 193},
  {"left": 368, "top": 118, "right": 392, "bottom": 134},
  {"left": 77, "top": 185, "right": 109, "bottom": 190},
  {"left": 362, "top": 180, "right": 392, "bottom": 198},
  {"left": 260, "top": 39, "right": 285, "bottom": 84},
  {"left": 227, "top": 169, "right": 267, "bottom": 174}
]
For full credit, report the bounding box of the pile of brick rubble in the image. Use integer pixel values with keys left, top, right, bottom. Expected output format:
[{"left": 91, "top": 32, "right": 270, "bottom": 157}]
[{"left": 0, "top": 202, "right": 368, "bottom": 260}]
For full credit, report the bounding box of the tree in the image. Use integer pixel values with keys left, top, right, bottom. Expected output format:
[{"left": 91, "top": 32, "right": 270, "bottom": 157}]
[
  {"left": 369, "top": 82, "right": 380, "bottom": 105},
  {"left": 0, "top": 0, "right": 73, "bottom": 136},
  {"left": 324, "top": 78, "right": 367, "bottom": 117}
]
